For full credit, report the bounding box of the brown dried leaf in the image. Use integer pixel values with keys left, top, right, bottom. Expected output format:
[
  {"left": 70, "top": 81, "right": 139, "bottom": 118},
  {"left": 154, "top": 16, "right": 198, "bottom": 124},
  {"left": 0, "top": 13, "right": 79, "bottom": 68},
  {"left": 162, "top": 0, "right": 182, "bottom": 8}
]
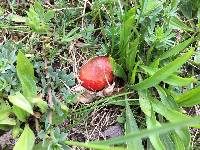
[{"left": 77, "top": 91, "right": 95, "bottom": 104}]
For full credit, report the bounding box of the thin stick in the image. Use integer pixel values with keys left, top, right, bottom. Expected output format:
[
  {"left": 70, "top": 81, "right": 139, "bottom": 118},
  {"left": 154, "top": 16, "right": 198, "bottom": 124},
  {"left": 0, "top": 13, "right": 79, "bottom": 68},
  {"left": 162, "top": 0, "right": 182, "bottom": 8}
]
[
  {"left": 118, "top": 0, "right": 124, "bottom": 15},
  {"left": 82, "top": 0, "right": 88, "bottom": 30},
  {"left": 45, "top": 58, "right": 53, "bottom": 124}
]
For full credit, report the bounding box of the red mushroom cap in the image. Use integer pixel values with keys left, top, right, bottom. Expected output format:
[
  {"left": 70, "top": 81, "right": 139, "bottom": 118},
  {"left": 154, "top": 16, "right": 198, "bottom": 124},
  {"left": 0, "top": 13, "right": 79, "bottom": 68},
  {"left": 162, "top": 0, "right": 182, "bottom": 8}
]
[{"left": 79, "top": 56, "right": 113, "bottom": 91}]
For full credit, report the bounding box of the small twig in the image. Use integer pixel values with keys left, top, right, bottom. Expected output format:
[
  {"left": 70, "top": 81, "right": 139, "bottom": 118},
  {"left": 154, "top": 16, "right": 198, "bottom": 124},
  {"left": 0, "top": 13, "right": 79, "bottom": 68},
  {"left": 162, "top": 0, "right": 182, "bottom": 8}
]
[
  {"left": 60, "top": 79, "right": 72, "bottom": 92},
  {"left": 53, "top": 7, "right": 83, "bottom": 12},
  {"left": 45, "top": 58, "right": 53, "bottom": 124},
  {"left": 118, "top": 0, "right": 124, "bottom": 15},
  {"left": 68, "top": 41, "right": 79, "bottom": 81},
  {"left": 16, "top": 33, "right": 30, "bottom": 44},
  {"left": 35, "top": 118, "right": 41, "bottom": 132},
  {"left": 7, "top": 0, "right": 14, "bottom": 13},
  {"left": 44, "top": 0, "right": 53, "bottom": 8},
  {"left": 81, "top": 0, "right": 88, "bottom": 30}
]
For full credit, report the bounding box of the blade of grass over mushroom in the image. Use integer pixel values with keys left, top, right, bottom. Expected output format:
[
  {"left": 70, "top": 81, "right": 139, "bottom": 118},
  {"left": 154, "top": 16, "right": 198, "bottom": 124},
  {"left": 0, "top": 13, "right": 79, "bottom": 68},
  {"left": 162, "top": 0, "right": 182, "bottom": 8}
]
[
  {"left": 175, "top": 86, "right": 200, "bottom": 107},
  {"left": 64, "top": 141, "right": 126, "bottom": 150},
  {"left": 141, "top": 65, "right": 197, "bottom": 86},
  {"left": 73, "top": 91, "right": 135, "bottom": 114},
  {"left": 133, "top": 49, "right": 194, "bottom": 90},
  {"left": 125, "top": 100, "right": 144, "bottom": 150},
  {"left": 159, "top": 37, "right": 194, "bottom": 60},
  {"left": 90, "top": 116, "right": 200, "bottom": 145}
]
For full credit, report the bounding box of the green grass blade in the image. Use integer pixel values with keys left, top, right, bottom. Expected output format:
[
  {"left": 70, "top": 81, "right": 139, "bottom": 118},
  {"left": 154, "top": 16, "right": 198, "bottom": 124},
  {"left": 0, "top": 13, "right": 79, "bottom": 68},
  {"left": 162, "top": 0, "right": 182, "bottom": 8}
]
[
  {"left": 142, "top": 0, "right": 163, "bottom": 16},
  {"left": 138, "top": 90, "right": 166, "bottom": 150},
  {"left": 155, "top": 86, "right": 179, "bottom": 110},
  {"left": 17, "top": 51, "right": 37, "bottom": 98},
  {"left": 175, "top": 128, "right": 191, "bottom": 149},
  {"left": 170, "top": 16, "right": 194, "bottom": 32},
  {"left": 0, "top": 118, "right": 16, "bottom": 126},
  {"left": 155, "top": 86, "right": 191, "bottom": 148},
  {"left": 119, "top": 8, "right": 136, "bottom": 67},
  {"left": 90, "top": 116, "right": 200, "bottom": 145},
  {"left": 141, "top": 65, "right": 197, "bottom": 86},
  {"left": 151, "top": 97, "right": 181, "bottom": 118},
  {"left": 109, "top": 57, "right": 127, "bottom": 81},
  {"left": 133, "top": 49, "right": 194, "bottom": 90},
  {"left": 160, "top": 133, "right": 176, "bottom": 150},
  {"left": 130, "top": 61, "right": 140, "bottom": 84},
  {"left": 13, "top": 125, "right": 35, "bottom": 150},
  {"left": 126, "top": 37, "right": 139, "bottom": 71},
  {"left": 171, "top": 132, "right": 186, "bottom": 150},
  {"left": 125, "top": 101, "right": 144, "bottom": 150},
  {"left": 64, "top": 140, "right": 126, "bottom": 150},
  {"left": 175, "top": 86, "right": 200, "bottom": 107},
  {"left": 138, "top": 90, "right": 151, "bottom": 117},
  {"left": 12, "top": 106, "right": 28, "bottom": 122},
  {"left": 146, "top": 113, "right": 166, "bottom": 150},
  {"left": 159, "top": 37, "right": 194, "bottom": 60},
  {"left": 8, "top": 92, "right": 33, "bottom": 115},
  {"left": 151, "top": 99, "right": 199, "bottom": 128},
  {"left": 165, "top": 75, "right": 197, "bottom": 86}
]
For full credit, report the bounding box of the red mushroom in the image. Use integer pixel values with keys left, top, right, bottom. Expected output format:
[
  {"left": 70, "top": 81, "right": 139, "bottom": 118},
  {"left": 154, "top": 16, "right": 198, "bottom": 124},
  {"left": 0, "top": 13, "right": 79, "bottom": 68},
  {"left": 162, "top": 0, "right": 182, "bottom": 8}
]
[{"left": 79, "top": 56, "right": 113, "bottom": 91}]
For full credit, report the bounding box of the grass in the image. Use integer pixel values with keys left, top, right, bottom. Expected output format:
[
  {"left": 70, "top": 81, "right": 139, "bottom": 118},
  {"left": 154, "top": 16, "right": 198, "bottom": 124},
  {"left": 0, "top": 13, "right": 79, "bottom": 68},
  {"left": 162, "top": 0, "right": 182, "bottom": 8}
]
[{"left": 0, "top": 0, "right": 200, "bottom": 150}]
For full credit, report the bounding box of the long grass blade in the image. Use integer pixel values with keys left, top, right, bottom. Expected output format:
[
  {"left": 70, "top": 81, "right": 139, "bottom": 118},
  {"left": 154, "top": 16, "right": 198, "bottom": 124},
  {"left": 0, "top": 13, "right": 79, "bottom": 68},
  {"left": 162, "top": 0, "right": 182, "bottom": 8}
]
[
  {"left": 90, "top": 116, "right": 200, "bottom": 145},
  {"left": 64, "top": 140, "right": 125, "bottom": 150},
  {"left": 159, "top": 37, "right": 194, "bottom": 60},
  {"left": 156, "top": 86, "right": 191, "bottom": 148},
  {"left": 141, "top": 65, "right": 197, "bottom": 86},
  {"left": 119, "top": 8, "right": 136, "bottom": 67},
  {"left": 133, "top": 49, "right": 194, "bottom": 90},
  {"left": 125, "top": 100, "right": 144, "bottom": 150},
  {"left": 175, "top": 86, "right": 200, "bottom": 107},
  {"left": 170, "top": 16, "right": 194, "bottom": 32},
  {"left": 138, "top": 90, "right": 166, "bottom": 150},
  {"left": 146, "top": 113, "right": 166, "bottom": 150}
]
